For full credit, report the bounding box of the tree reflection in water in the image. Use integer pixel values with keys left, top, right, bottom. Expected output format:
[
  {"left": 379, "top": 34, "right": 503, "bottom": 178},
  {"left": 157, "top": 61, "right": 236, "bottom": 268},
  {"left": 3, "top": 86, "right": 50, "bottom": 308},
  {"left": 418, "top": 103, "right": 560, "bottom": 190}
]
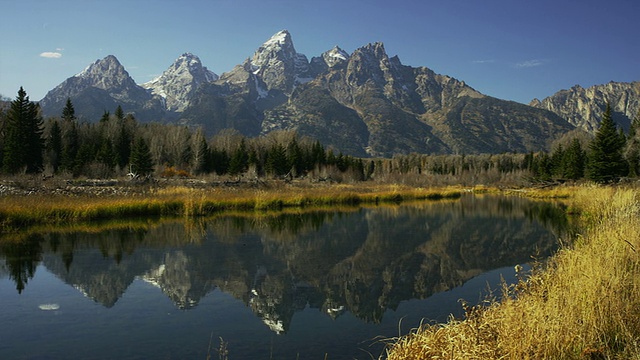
[{"left": 0, "top": 195, "right": 570, "bottom": 332}]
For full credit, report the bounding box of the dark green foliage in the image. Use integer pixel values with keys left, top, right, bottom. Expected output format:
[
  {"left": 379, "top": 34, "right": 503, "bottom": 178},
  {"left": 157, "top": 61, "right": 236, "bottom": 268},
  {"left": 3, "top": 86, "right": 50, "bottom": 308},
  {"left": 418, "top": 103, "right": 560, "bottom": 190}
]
[
  {"left": 114, "top": 122, "right": 132, "bottom": 170},
  {"left": 62, "top": 122, "right": 79, "bottom": 172},
  {"left": 562, "top": 139, "right": 586, "bottom": 180},
  {"left": 114, "top": 105, "right": 124, "bottom": 120},
  {"left": 286, "top": 137, "right": 305, "bottom": 176},
  {"left": 626, "top": 110, "right": 640, "bottom": 177},
  {"left": 266, "top": 143, "right": 289, "bottom": 176},
  {"left": 100, "top": 111, "right": 110, "bottom": 123},
  {"left": 96, "top": 138, "right": 116, "bottom": 171},
  {"left": 2, "top": 87, "right": 44, "bottom": 174},
  {"left": 62, "top": 98, "right": 75, "bottom": 122},
  {"left": 192, "top": 134, "right": 211, "bottom": 175},
  {"left": 73, "top": 142, "right": 94, "bottom": 176},
  {"left": 228, "top": 138, "right": 248, "bottom": 175},
  {"left": 587, "top": 104, "right": 628, "bottom": 183},
  {"left": 129, "top": 137, "right": 154, "bottom": 176},
  {"left": 46, "top": 120, "right": 63, "bottom": 173},
  {"left": 531, "top": 152, "right": 552, "bottom": 180},
  {"left": 210, "top": 148, "right": 229, "bottom": 175}
]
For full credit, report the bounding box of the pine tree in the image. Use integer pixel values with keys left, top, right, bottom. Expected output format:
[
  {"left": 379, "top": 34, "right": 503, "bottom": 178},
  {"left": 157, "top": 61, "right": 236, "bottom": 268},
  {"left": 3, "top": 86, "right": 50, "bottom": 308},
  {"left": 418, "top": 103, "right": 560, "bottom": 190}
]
[
  {"left": 129, "top": 137, "right": 154, "bottom": 176},
  {"left": 61, "top": 122, "right": 79, "bottom": 172},
  {"left": 587, "top": 103, "right": 628, "bottom": 183},
  {"left": 563, "top": 138, "right": 586, "bottom": 180},
  {"left": 96, "top": 138, "right": 116, "bottom": 171},
  {"left": 266, "top": 143, "right": 288, "bottom": 176},
  {"left": 286, "top": 137, "right": 304, "bottom": 176},
  {"left": 211, "top": 148, "right": 229, "bottom": 175},
  {"left": 228, "top": 138, "right": 248, "bottom": 175},
  {"left": 2, "top": 87, "right": 44, "bottom": 174},
  {"left": 114, "top": 123, "right": 131, "bottom": 170},
  {"left": 62, "top": 98, "right": 76, "bottom": 122},
  {"left": 114, "top": 105, "right": 124, "bottom": 121},
  {"left": 99, "top": 110, "right": 110, "bottom": 123},
  {"left": 626, "top": 109, "right": 640, "bottom": 177},
  {"left": 46, "top": 120, "right": 63, "bottom": 173},
  {"left": 191, "top": 129, "right": 211, "bottom": 175}
]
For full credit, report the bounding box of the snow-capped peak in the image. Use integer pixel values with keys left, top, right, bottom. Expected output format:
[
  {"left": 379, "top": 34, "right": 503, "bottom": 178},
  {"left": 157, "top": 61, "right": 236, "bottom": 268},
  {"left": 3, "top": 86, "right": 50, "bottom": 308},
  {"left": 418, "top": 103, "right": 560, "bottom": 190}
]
[
  {"left": 263, "top": 29, "right": 291, "bottom": 47},
  {"left": 248, "top": 30, "right": 311, "bottom": 93},
  {"left": 323, "top": 46, "right": 349, "bottom": 67},
  {"left": 141, "top": 52, "right": 218, "bottom": 112}
]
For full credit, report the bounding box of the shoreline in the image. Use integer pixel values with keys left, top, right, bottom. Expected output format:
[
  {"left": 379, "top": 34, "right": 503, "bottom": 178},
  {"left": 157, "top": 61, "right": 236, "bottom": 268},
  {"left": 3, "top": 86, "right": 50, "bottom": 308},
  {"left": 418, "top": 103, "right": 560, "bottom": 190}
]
[
  {"left": 382, "top": 185, "right": 640, "bottom": 359},
  {"left": 0, "top": 178, "right": 465, "bottom": 232}
]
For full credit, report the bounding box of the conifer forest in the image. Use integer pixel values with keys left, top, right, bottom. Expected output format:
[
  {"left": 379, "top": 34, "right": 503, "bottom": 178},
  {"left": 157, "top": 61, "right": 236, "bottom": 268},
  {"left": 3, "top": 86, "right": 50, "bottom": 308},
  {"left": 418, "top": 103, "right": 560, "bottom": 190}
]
[{"left": 1, "top": 88, "right": 639, "bottom": 185}]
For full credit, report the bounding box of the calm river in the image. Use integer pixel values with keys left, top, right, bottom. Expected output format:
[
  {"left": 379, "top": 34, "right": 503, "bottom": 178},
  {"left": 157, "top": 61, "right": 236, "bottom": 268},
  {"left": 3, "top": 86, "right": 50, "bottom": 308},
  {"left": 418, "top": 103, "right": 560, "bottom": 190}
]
[{"left": 0, "top": 195, "right": 569, "bottom": 359}]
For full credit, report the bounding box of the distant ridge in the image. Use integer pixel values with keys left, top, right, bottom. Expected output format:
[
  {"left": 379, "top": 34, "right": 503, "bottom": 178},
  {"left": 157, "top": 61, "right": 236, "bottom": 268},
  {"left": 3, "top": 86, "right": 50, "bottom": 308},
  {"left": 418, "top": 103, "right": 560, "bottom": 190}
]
[{"left": 39, "top": 30, "right": 576, "bottom": 156}]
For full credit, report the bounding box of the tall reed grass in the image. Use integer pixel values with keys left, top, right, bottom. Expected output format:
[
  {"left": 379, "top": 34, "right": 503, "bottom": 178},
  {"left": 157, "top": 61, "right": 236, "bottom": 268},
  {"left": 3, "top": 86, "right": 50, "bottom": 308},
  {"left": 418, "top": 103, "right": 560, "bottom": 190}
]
[
  {"left": 382, "top": 185, "right": 640, "bottom": 359},
  {"left": 0, "top": 184, "right": 463, "bottom": 231}
]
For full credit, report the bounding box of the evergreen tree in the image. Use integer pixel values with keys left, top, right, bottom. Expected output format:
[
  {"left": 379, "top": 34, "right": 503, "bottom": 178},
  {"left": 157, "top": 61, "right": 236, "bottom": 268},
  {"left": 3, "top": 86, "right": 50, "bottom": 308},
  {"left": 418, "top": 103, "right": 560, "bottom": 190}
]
[
  {"left": 61, "top": 122, "right": 79, "bottom": 172},
  {"left": 532, "top": 152, "right": 552, "bottom": 181},
  {"left": 0, "top": 108, "right": 6, "bottom": 167},
  {"left": 550, "top": 144, "right": 565, "bottom": 178},
  {"left": 286, "top": 137, "right": 304, "bottom": 176},
  {"left": 192, "top": 131, "right": 211, "bottom": 175},
  {"left": 626, "top": 109, "right": 640, "bottom": 177},
  {"left": 114, "top": 105, "right": 124, "bottom": 121},
  {"left": 73, "top": 142, "right": 94, "bottom": 177},
  {"left": 311, "top": 141, "right": 326, "bottom": 166},
  {"left": 563, "top": 138, "right": 586, "bottom": 180},
  {"left": 114, "top": 123, "right": 131, "bottom": 170},
  {"left": 228, "top": 138, "right": 248, "bottom": 175},
  {"left": 2, "top": 87, "right": 44, "bottom": 174},
  {"left": 266, "top": 143, "right": 289, "bottom": 176},
  {"left": 99, "top": 110, "right": 110, "bottom": 123},
  {"left": 587, "top": 103, "right": 628, "bottom": 182},
  {"left": 129, "top": 137, "right": 154, "bottom": 176},
  {"left": 62, "top": 98, "right": 76, "bottom": 122},
  {"left": 96, "top": 138, "right": 116, "bottom": 171},
  {"left": 46, "top": 120, "right": 63, "bottom": 173},
  {"left": 211, "top": 148, "right": 229, "bottom": 175}
]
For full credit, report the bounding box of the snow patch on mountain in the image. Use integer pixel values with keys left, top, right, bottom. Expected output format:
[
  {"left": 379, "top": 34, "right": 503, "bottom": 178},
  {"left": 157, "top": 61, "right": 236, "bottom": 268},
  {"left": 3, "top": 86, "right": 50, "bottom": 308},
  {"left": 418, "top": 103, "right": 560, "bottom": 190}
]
[{"left": 141, "top": 53, "right": 218, "bottom": 112}]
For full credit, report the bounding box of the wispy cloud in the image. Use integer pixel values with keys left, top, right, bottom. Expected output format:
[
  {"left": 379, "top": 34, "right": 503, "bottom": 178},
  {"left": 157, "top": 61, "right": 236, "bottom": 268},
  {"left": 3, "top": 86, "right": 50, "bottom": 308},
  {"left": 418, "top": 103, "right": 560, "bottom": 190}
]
[
  {"left": 472, "top": 59, "right": 495, "bottom": 64},
  {"left": 40, "top": 51, "right": 62, "bottom": 59},
  {"left": 514, "top": 59, "right": 546, "bottom": 68}
]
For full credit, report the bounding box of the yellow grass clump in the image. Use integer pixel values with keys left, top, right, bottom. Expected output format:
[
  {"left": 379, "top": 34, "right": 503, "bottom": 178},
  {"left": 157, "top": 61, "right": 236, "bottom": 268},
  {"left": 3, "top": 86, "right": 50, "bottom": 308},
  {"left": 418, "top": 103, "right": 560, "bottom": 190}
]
[
  {"left": 0, "top": 183, "right": 463, "bottom": 231},
  {"left": 382, "top": 185, "right": 640, "bottom": 359}
]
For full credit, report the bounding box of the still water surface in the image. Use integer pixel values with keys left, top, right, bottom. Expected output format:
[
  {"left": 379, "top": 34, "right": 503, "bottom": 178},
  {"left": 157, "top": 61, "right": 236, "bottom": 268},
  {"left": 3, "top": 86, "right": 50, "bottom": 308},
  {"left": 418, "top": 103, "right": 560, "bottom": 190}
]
[{"left": 0, "top": 195, "right": 569, "bottom": 359}]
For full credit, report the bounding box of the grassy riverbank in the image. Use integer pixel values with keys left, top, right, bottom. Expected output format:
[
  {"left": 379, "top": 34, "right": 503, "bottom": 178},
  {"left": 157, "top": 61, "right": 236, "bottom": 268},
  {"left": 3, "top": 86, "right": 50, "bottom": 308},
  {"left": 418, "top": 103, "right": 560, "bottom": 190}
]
[
  {"left": 0, "top": 181, "right": 462, "bottom": 231},
  {"left": 382, "top": 185, "right": 640, "bottom": 359}
]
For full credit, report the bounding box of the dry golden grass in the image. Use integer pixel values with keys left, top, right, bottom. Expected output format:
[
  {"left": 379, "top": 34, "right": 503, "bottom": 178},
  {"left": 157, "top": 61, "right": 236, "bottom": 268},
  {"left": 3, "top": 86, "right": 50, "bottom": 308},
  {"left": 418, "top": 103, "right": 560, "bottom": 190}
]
[
  {"left": 382, "top": 185, "right": 640, "bottom": 359},
  {"left": 0, "top": 183, "right": 463, "bottom": 231}
]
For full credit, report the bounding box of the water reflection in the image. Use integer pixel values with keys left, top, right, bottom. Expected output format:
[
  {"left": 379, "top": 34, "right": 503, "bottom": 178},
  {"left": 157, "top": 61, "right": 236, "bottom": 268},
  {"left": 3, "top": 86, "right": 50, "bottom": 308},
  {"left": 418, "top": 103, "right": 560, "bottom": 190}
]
[{"left": 0, "top": 195, "right": 569, "bottom": 333}]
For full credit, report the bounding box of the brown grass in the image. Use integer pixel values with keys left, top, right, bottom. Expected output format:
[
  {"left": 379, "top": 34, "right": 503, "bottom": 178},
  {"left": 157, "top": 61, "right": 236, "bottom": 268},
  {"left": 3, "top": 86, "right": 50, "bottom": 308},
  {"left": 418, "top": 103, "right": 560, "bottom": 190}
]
[
  {"left": 382, "top": 185, "right": 640, "bottom": 359},
  {"left": 0, "top": 183, "right": 463, "bottom": 232}
]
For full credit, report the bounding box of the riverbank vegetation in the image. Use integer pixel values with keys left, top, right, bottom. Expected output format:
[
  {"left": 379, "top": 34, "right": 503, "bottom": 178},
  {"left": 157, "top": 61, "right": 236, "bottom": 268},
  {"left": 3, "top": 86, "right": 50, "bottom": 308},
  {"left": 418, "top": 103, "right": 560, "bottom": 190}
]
[
  {"left": 0, "top": 182, "right": 462, "bottom": 232},
  {"left": 382, "top": 185, "right": 640, "bottom": 359},
  {"left": 1, "top": 90, "right": 640, "bottom": 188}
]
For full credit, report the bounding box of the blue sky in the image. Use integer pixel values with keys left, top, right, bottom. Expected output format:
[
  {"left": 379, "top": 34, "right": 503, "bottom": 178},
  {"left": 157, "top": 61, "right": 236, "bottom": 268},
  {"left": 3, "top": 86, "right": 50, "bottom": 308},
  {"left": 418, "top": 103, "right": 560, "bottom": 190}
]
[{"left": 1, "top": 0, "right": 639, "bottom": 104}]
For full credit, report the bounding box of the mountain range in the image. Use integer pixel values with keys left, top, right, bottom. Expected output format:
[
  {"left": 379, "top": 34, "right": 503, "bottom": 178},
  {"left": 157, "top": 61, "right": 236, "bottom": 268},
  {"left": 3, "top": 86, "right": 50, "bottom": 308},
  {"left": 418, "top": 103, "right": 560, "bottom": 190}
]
[{"left": 38, "top": 30, "right": 638, "bottom": 157}]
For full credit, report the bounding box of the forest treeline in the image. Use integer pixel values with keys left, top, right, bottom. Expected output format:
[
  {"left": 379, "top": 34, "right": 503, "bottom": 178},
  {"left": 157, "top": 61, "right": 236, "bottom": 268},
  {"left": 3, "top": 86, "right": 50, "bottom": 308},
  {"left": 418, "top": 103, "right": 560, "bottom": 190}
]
[{"left": 1, "top": 88, "right": 639, "bottom": 185}]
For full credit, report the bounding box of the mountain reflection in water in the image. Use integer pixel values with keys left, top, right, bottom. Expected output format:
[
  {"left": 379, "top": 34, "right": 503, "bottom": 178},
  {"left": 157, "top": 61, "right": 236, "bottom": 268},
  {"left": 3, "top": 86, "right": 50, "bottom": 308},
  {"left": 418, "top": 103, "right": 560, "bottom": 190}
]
[{"left": 0, "top": 195, "right": 569, "bottom": 334}]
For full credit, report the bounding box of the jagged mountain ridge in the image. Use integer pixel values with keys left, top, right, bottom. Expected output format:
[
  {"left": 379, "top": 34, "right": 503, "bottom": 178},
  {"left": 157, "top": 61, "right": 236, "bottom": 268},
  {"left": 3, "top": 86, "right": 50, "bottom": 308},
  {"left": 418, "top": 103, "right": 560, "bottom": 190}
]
[
  {"left": 530, "top": 81, "right": 640, "bottom": 133},
  {"left": 39, "top": 55, "right": 166, "bottom": 122},
  {"left": 142, "top": 53, "right": 218, "bottom": 113},
  {"left": 39, "top": 30, "right": 575, "bottom": 156}
]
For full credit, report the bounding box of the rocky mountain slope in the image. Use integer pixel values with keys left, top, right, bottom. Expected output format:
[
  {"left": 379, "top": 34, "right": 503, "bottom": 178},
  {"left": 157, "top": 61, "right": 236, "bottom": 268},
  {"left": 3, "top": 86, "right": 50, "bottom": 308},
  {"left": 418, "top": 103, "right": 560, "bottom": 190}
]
[
  {"left": 530, "top": 81, "right": 640, "bottom": 133},
  {"left": 39, "top": 55, "right": 166, "bottom": 121},
  {"left": 39, "top": 30, "right": 575, "bottom": 156},
  {"left": 141, "top": 53, "right": 218, "bottom": 113}
]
